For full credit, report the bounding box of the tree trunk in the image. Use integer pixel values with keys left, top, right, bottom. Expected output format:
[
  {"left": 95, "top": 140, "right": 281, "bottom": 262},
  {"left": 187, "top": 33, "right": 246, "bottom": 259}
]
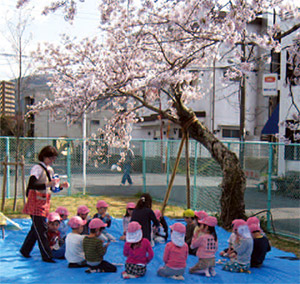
[{"left": 176, "top": 104, "right": 246, "bottom": 228}]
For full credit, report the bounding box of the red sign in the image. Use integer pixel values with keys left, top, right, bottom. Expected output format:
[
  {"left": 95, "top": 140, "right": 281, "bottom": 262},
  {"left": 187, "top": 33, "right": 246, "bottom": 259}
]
[{"left": 265, "top": 76, "right": 276, "bottom": 83}]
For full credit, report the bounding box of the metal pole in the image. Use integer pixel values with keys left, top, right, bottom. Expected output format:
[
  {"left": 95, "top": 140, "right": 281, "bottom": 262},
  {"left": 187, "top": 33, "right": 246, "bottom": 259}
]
[
  {"left": 185, "top": 131, "right": 191, "bottom": 208},
  {"left": 166, "top": 140, "right": 170, "bottom": 187},
  {"left": 142, "top": 140, "right": 146, "bottom": 193},
  {"left": 83, "top": 112, "right": 87, "bottom": 195},
  {"left": 67, "top": 142, "right": 71, "bottom": 195},
  {"left": 267, "top": 143, "right": 273, "bottom": 231},
  {"left": 6, "top": 137, "right": 10, "bottom": 198},
  {"left": 193, "top": 140, "right": 198, "bottom": 210}
]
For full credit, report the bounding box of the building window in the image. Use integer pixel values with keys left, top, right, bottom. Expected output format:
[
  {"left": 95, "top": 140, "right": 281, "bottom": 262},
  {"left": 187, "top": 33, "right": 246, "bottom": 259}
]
[
  {"left": 91, "top": 120, "right": 100, "bottom": 125},
  {"left": 222, "top": 128, "right": 240, "bottom": 138}
]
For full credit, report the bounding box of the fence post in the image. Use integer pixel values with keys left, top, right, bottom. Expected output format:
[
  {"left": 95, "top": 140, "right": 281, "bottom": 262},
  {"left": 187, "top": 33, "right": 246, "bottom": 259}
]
[
  {"left": 166, "top": 140, "right": 170, "bottom": 188},
  {"left": 142, "top": 140, "right": 146, "bottom": 193},
  {"left": 193, "top": 140, "right": 198, "bottom": 210},
  {"left": 267, "top": 143, "right": 273, "bottom": 232},
  {"left": 5, "top": 137, "right": 10, "bottom": 199},
  {"left": 67, "top": 143, "right": 71, "bottom": 196},
  {"left": 227, "top": 142, "right": 231, "bottom": 150}
]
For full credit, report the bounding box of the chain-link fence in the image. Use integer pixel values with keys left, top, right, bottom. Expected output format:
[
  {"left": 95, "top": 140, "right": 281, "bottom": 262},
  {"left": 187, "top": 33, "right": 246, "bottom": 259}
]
[{"left": 0, "top": 137, "right": 299, "bottom": 240}]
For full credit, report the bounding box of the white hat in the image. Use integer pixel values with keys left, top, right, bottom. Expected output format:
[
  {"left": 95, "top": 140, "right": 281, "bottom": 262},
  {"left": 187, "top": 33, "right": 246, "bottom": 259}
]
[
  {"left": 171, "top": 230, "right": 185, "bottom": 247},
  {"left": 237, "top": 225, "right": 252, "bottom": 239},
  {"left": 126, "top": 222, "right": 143, "bottom": 243}
]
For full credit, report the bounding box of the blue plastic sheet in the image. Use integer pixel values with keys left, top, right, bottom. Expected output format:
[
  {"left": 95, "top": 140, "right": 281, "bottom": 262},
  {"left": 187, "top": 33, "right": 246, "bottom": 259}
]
[{"left": 0, "top": 218, "right": 299, "bottom": 283}]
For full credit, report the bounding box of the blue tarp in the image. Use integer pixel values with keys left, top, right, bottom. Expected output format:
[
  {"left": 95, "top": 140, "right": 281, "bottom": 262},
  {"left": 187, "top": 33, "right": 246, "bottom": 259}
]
[{"left": 1, "top": 218, "right": 299, "bottom": 284}]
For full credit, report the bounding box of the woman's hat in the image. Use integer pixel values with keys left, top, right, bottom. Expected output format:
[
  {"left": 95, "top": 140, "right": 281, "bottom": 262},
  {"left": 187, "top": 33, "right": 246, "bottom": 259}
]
[
  {"left": 154, "top": 209, "right": 161, "bottom": 220},
  {"left": 198, "top": 216, "right": 218, "bottom": 227},
  {"left": 126, "top": 202, "right": 136, "bottom": 209},
  {"left": 55, "top": 206, "right": 69, "bottom": 216},
  {"left": 126, "top": 221, "right": 143, "bottom": 243},
  {"left": 68, "top": 216, "right": 87, "bottom": 229},
  {"left": 183, "top": 209, "right": 195, "bottom": 218},
  {"left": 194, "top": 210, "right": 208, "bottom": 220},
  {"left": 89, "top": 218, "right": 107, "bottom": 229},
  {"left": 170, "top": 222, "right": 186, "bottom": 234},
  {"left": 47, "top": 212, "right": 61, "bottom": 223},
  {"left": 96, "top": 200, "right": 109, "bottom": 209},
  {"left": 77, "top": 205, "right": 90, "bottom": 215}
]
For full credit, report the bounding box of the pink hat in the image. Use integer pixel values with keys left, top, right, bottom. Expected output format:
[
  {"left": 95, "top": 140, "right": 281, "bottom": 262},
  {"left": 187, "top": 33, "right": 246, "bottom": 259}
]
[
  {"left": 126, "top": 221, "right": 143, "bottom": 243},
  {"left": 198, "top": 216, "right": 218, "bottom": 227},
  {"left": 68, "top": 216, "right": 87, "bottom": 229},
  {"left": 194, "top": 210, "right": 208, "bottom": 220},
  {"left": 47, "top": 212, "right": 61, "bottom": 223},
  {"left": 247, "top": 216, "right": 260, "bottom": 226},
  {"left": 170, "top": 223, "right": 186, "bottom": 234},
  {"left": 232, "top": 219, "right": 247, "bottom": 231},
  {"left": 55, "top": 206, "right": 69, "bottom": 216},
  {"left": 96, "top": 200, "right": 109, "bottom": 209},
  {"left": 89, "top": 218, "right": 107, "bottom": 229},
  {"left": 248, "top": 223, "right": 261, "bottom": 233},
  {"left": 126, "top": 202, "right": 136, "bottom": 209},
  {"left": 77, "top": 205, "right": 90, "bottom": 215},
  {"left": 154, "top": 209, "right": 161, "bottom": 220}
]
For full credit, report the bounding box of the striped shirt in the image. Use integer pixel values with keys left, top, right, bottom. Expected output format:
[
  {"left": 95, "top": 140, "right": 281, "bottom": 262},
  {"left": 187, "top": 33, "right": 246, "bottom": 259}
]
[{"left": 83, "top": 236, "right": 107, "bottom": 263}]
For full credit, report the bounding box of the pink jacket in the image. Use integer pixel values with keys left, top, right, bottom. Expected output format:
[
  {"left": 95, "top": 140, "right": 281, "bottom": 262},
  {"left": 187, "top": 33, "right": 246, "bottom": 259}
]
[
  {"left": 123, "top": 238, "right": 154, "bottom": 265},
  {"left": 191, "top": 233, "right": 218, "bottom": 259},
  {"left": 163, "top": 242, "right": 188, "bottom": 269}
]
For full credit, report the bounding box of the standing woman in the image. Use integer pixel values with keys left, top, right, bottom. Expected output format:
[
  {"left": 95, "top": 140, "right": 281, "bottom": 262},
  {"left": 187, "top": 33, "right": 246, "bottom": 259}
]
[
  {"left": 131, "top": 193, "right": 159, "bottom": 241},
  {"left": 20, "top": 145, "right": 69, "bottom": 263}
]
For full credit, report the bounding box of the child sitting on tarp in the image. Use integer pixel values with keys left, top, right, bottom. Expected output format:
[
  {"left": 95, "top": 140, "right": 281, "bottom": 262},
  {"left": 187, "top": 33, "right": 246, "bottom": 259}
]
[
  {"left": 222, "top": 219, "right": 253, "bottom": 273},
  {"left": 183, "top": 209, "right": 196, "bottom": 255},
  {"left": 152, "top": 209, "right": 168, "bottom": 244},
  {"left": 83, "top": 218, "right": 116, "bottom": 273},
  {"left": 77, "top": 205, "right": 91, "bottom": 235},
  {"left": 55, "top": 206, "right": 70, "bottom": 240},
  {"left": 248, "top": 223, "right": 271, "bottom": 267},
  {"left": 157, "top": 223, "right": 188, "bottom": 280},
  {"left": 65, "top": 216, "right": 87, "bottom": 268},
  {"left": 120, "top": 202, "right": 135, "bottom": 241},
  {"left": 93, "top": 200, "right": 116, "bottom": 242},
  {"left": 47, "top": 212, "right": 65, "bottom": 259}
]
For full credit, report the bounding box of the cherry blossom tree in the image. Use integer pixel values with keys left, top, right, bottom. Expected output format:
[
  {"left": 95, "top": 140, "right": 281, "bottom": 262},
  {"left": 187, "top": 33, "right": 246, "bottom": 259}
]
[{"left": 17, "top": 0, "right": 300, "bottom": 227}]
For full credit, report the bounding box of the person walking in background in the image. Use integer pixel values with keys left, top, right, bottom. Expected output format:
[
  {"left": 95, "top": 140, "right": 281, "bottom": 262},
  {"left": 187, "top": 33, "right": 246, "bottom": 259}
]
[
  {"left": 120, "top": 146, "right": 135, "bottom": 186},
  {"left": 20, "top": 145, "right": 69, "bottom": 263},
  {"left": 131, "top": 193, "right": 160, "bottom": 241}
]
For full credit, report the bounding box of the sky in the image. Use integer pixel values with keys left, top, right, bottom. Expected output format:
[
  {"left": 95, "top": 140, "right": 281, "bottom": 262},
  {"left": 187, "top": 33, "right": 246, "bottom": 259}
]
[{"left": 0, "top": 0, "right": 101, "bottom": 81}]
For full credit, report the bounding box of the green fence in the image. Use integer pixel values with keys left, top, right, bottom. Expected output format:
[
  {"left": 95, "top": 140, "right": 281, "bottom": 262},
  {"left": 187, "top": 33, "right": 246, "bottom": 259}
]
[{"left": 0, "top": 137, "right": 299, "bottom": 240}]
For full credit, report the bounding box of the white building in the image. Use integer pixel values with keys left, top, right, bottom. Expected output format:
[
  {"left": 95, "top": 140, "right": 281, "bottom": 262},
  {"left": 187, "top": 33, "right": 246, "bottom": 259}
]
[{"left": 21, "top": 75, "right": 112, "bottom": 139}]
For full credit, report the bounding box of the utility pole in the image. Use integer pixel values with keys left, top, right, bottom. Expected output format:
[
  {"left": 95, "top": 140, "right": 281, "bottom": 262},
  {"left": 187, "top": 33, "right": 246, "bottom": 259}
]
[{"left": 239, "top": 38, "right": 246, "bottom": 168}]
